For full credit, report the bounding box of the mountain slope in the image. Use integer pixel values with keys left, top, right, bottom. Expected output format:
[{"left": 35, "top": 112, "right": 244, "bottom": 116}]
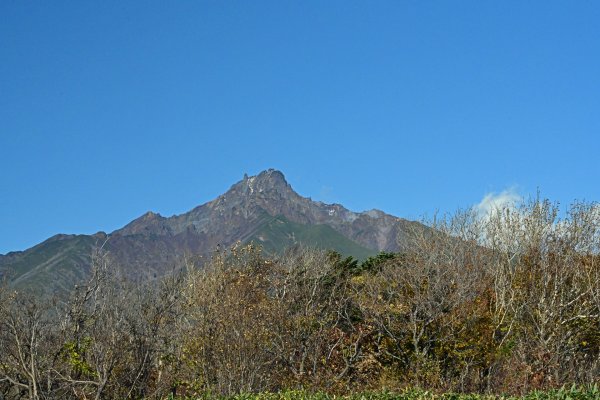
[
  {"left": 0, "top": 169, "right": 420, "bottom": 294},
  {"left": 0, "top": 234, "right": 100, "bottom": 293},
  {"left": 246, "top": 215, "right": 376, "bottom": 260}
]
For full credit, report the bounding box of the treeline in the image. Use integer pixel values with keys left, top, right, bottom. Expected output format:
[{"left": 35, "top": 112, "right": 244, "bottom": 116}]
[{"left": 0, "top": 198, "right": 598, "bottom": 399}]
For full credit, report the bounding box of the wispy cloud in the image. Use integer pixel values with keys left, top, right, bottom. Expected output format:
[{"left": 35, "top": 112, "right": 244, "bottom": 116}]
[{"left": 476, "top": 187, "right": 522, "bottom": 218}]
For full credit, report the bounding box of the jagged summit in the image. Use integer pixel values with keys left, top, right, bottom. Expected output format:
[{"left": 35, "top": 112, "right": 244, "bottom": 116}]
[
  {"left": 116, "top": 169, "right": 297, "bottom": 237},
  {"left": 230, "top": 169, "right": 293, "bottom": 198},
  {"left": 249, "top": 168, "right": 289, "bottom": 187}
]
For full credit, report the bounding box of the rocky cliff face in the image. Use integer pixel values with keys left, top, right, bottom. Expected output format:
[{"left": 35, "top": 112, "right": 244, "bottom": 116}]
[{"left": 0, "top": 169, "right": 421, "bottom": 294}]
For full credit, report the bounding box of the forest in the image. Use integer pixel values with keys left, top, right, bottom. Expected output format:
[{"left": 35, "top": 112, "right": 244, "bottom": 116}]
[{"left": 0, "top": 198, "right": 598, "bottom": 399}]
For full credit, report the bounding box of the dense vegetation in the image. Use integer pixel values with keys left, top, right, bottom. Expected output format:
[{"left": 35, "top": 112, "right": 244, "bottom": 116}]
[{"left": 0, "top": 198, "right": 598, "bottom": 399}]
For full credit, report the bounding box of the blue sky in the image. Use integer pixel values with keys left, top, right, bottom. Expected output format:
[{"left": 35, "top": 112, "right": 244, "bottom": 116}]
[{"left": 1, "top": 1, "right": 599, "bottom": 254}]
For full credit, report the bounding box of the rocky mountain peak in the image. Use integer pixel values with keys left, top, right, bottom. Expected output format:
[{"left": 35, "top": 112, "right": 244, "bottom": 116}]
[
  {"left": 111, "top": 168, "right": 413, "bottom": 253},
  {"left": 226, "top": 169, "right": 294, "bottom": 201},
  {"left": 244, "top": 169, "right": 290, "bottom": 192}
]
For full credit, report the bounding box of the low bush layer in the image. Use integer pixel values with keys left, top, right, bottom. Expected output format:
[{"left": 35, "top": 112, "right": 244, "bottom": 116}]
[{"left": 170, "top": 385, "right": 600, "bottom": 400}]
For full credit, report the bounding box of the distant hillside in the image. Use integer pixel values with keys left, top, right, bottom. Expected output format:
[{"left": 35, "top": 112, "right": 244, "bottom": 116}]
[
  {"left": 0, "top": 169, "right": 422, "bottom": 294},
  {"left": 246, "top": 215, "right": 376, "bottom": 260}
]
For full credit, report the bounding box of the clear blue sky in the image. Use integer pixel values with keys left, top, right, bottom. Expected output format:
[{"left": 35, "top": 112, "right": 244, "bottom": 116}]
[{"left": 1, "top": 1, "right": 599, "bottom": 254}]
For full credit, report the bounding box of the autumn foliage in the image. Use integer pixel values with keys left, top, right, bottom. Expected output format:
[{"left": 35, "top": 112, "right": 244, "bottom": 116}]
[{"left": 0, "top": 198, "right": 598, "bottom": 399}]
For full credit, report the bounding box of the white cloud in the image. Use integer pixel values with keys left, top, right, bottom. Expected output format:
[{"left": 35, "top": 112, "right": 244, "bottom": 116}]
[{"left": 476, "top": 187, "right": 522, "bottom": 218}]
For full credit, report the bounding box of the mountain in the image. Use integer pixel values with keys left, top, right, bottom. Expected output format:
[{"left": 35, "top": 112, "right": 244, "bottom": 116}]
[{"left": 0, "top": 169, "right": 422, "bottom": 294}]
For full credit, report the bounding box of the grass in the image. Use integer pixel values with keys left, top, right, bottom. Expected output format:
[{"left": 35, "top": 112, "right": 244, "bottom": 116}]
[{"left": 167, "top": 385, "right": 600, "bottom": 400}]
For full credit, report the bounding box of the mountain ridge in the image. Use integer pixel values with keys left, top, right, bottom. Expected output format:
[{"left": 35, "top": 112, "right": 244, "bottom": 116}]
[
  {"left": 113, "top": 169, "right": 415, "bottom": 250},
  {"left": 0, "top": 169, "right": 421, "bottom": 294}
]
